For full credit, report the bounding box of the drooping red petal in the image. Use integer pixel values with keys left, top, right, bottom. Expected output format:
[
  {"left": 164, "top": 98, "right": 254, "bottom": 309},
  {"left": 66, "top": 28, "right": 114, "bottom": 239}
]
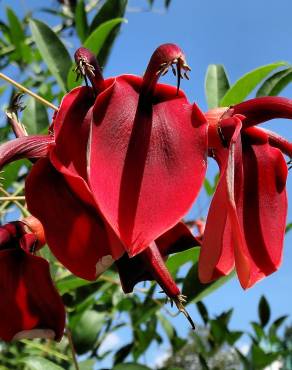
[
  {"left": 89, "top": 75, "right": 207, "bottom": 256},
  {"left": 0, "top": 249, "right": 65, "bottom": 341},
  {"left": 116, "top": 221, "right": 199, "bottom": 293},
  {"left": 25, "top": 158, "right": 125, "bottom": 280},
  {"left": 234, "top": 132, "right": 288, "bottom": 288},
  {"left": 199, "top": 117, "right": 243, "bottom": 283},
  {"left": 0, "top": 135, "right": 53, "bottom": 169}
]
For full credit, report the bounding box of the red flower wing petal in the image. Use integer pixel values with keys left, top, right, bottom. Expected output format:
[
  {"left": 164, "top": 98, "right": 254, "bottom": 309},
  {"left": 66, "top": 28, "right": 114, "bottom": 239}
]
[
  {"left": 0, "top": 249, "right": 65, "bottom": 341},
  {"left": 51, "top": 86, "right": 94, "bottom": 181},
  {"left": 25, "top": 158, "right": 124, "bottom": 280},
  {"left": 89, "top": 75, "right": 207, "bottom": 256},
  {"left": 199, "top": 117, "right": 243, "bottom": 283},
  {"left": 235, "top": 134, "right": 288, "bottom": 288}
]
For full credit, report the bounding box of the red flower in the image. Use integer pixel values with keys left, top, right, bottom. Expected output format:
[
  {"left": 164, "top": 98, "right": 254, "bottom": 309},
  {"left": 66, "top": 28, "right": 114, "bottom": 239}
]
[
  {"left": 199, "top": 97, "right": 292, "bottom": 289},
  {"left": 85, "top": 43, "right": 207, "bottom": 256},
  {"left": 0, "top": 218, "right": 65, "bottom": 341},
  {"left": 0, "top": 45, "right": 206, "bottom": 325}
]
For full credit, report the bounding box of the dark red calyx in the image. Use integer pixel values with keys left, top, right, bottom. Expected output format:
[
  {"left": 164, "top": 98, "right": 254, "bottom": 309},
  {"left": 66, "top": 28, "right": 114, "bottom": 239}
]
[
  {"left": 140, "top": 242, "right": 195, "bottom": 330},
  {"left": 74, "top": 47, "right": 105, "bottom": 95},
  {"left": 141, "top": 43, "right": 191, "bottom": 98}
]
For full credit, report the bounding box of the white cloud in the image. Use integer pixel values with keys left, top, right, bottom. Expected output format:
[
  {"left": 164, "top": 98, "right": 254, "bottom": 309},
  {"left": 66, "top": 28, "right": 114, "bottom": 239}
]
[
  {"left": 99, "top": 332, "right": 121, "bottom": 354},
  {"left": 264, "top": 360, "right": 282, "bottom": 370}
]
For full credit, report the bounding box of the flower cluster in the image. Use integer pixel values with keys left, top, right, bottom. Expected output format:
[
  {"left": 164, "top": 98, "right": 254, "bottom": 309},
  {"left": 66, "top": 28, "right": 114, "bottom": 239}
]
[{"left": 0, "top": 44, "right": 291, "bottom": 341}]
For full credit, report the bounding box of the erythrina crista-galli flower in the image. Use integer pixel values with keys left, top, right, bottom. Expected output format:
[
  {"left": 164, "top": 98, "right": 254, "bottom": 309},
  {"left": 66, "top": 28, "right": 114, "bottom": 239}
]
[
  {"left": 0, "top": 217, "right": 65, "bottom": 342},
  {"left": 0, "top": 44, "right": 206, "bottom": 329},
  {"left": 199, "top": 97, "right": 292, "bottom": 289}
]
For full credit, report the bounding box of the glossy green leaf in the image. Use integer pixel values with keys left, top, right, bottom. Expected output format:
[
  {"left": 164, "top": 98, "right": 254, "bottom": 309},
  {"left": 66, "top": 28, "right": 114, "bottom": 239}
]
[
  {"left": 6, "top": 7, "right": 24, "bottom": 60},
  {"left": 220, "top": 62, "right": 287, "bottom": 106},
  {"left": 0, "top": 85, "right": 7, "bottom": 96},
  {"left": 257, "top": 67, "right": 292, "bottom": 97},
  {"left": 29, "top": 19, "right": 72, "bottom": 92},
  {"left": 166, "top": 247, "right": 200, "bottom": 276},
  {"left": 22, "top": 357, "right": 63, "bottom": 370},
  {"left": 196, "top": 301, "right": 209, "bottom": 325},
  {"left": 113, "top": 363, "right": 151, "bottom": 370},
  {"left": 165, "top": 0, "right": 172, "bottom": 8},
  {"left": 286, "top": 222, "right": 292, "bottom": 233},
  {"left": 251, "top": 345, "right": 279, "bottom": 368},
  {"left": 71, "top": 310, "right": 105, "bottom": 354},
  {"left": 69, "top": 359, "right": 95, "bottom": 370},
  {"left": 22, "top": 97, "right": 49, "bottom": 134},
  {"left": 182, "top": 263, "right": 235, "bottom": 303},
  {"left": 67, "top": 18, "right": 126, "bottom": 90},
  {"left": 157, "top": 312, "right": 175, "bottom": 341},
  {"left": 56, "top": 275, "right": 94, "bottom": 294},
  {"left": 1, "top": 159, "right": 28, "bottom": 189},
  {"left": 89, "top": 0, "right": 127, "bottom": 66},
  {"left": 114, "top": 343, "right": 134, "bottom": 365},
  {"left": 75, "top": 0, "right": 88, "bottom": 42},
  {"left": 205, "top": 64, "right": 230, "bottom": 109},
  {"left": 90, "top": 0, "right": 127, "bottom": 33},
  {"left": 258, "top": 295, "right": 270, "bottom": 327}
]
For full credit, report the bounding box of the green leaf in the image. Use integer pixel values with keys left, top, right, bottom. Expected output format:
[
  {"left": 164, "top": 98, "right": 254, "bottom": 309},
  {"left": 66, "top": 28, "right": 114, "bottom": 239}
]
[
  {"left": 113, "top": 343, "right": 134, "bottom": 365},
  {"left": 220, "top": 62, "right": 287, "bottom": 106},
  {"left": 166, "top": 247, "right": 200, "bottom": 276},
  {"left": 251, "top": 345, "right": 279, "bottom": 368},
  {"left": 6, "top": 7, "right": 25, "bottom": 60},
  {"left": 182, "top": 263, "right": 235, "bottom": 303},
  {"left": 0, "top": 85, "right": 7, "bottom": 96},
  {"left": 286, "top": 222, "right": 292, "bottom": 233},
  {"left": 196, "top": 301, "right": 209, "bottom": 325},
  {"left": 165, "top": 0, "right": 172, "bottom": 8},
  {"left": 251, "top": 321, "right": 265, "bottom": 341},
  {"left": 71, "top": 310, "right": 105, "bottom": 354},
  {"left": 205, "top": 64, "right": 230, "bottom": 109},
  {"left": 29, "top": 19, "right": 72, "bottom": 92},
  {"left": 67, "top": 18, "right": 126, "bottom": 90},
  {"left": 1, "top": 159, "right": 28, "bottom": 189},
  {"left": 157, "top": 312, "right": 175, "bottom": 341},
  {"left": 257, "top": 67, "right": 292, "bottom": 97},
  {"left": 90, "top": 0, "right": 127, "bottom": 31},
  {"left": 258, "top": 295, "right": 270, "bottom": 327},
  {"left": 113, "top": 363, "right": 151, "bottom": 370},
  {"left": 70, "top": 359, "right": 95, "bottom": 370},
  {"left": 22, "top": 357, "right": 63, "bottom": 370},
  {"left": 22, "top": 97, "right": 49, "bottom": 134},
  {"left": 75, "top": 0, "right": 88, "bottom": 42},
  {"left": 56, "top": 275, "right": 94, "bottom": 294},
  {"left": 89, "top": 0, "right": 127, "bottom": 67}
]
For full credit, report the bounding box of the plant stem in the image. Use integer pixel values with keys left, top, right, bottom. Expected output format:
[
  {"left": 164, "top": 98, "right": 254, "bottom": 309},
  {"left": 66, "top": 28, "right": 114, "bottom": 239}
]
[
  {"left": 21, "top": 339, "right": 70, "bottom": 361},
  {"left": 0, "top": 196, "right": 25, "bottom": 201},
  {"left": 0, "top": 72, "right": 58, "bottom": 111},
  {"left": 0, "top": 185, "right": 29, "bottom": 216},
  {"left": 66, "top": 327, "right": 80, "bottom": 370}
]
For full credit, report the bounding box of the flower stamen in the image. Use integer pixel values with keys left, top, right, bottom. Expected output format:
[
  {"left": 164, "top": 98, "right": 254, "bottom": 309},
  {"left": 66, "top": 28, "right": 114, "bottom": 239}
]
[{"left": 156, "top": 56, "right": 191, "bottom": 94}]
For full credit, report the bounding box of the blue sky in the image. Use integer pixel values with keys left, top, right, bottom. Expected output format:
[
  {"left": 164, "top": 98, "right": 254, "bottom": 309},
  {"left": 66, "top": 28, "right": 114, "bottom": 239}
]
[{"left": 1, "top": 0, "right": 292, "bottom": 366}]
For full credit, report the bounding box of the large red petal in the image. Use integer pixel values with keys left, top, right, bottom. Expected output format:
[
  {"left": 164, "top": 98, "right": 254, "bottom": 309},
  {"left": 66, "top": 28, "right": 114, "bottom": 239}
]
[
  {"left": 235, "top": 132, "right": 288, "bottom": 288},
  {"left": 25, "top": 158, "right": 125, "bottom": 280},
  {"left": 199, "top": 117, "right": 243, "bottom": 283},
  {"left": 89, "top": 75, "right": 207, "bottom": 256},
  {"left": 0, "top": 249, "right": 65, "bottom": 341}
]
